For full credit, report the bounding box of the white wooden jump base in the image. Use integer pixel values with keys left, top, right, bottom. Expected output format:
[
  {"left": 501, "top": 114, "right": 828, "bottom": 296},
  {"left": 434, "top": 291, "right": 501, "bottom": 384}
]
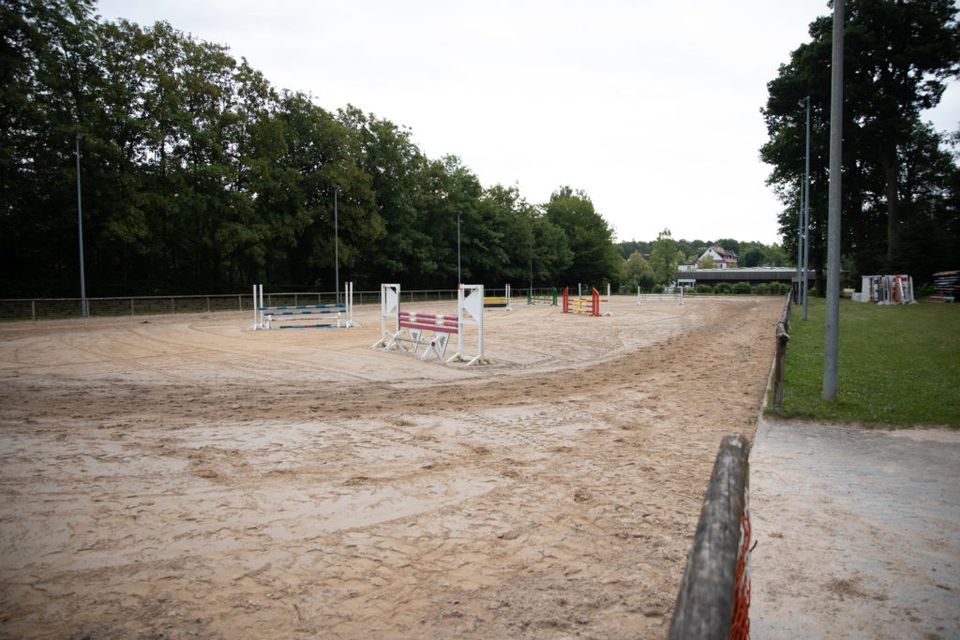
[
  {"left": 373, "top": 283, "right": 487, "bottom": 365},
  {"left": 484, "top": 283, "right": 512, "bottom": 310},
  {"left": 251, "top": 282, "right": 354, "bottom": 330},
  {"left": 638, "top": 287, "right": 683, "bottom": 305}
]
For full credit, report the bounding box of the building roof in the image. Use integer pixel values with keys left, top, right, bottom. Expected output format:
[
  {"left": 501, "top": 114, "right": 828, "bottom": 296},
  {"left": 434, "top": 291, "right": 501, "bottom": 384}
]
[
  {"left": 675, "top": 267, "right": 815, "bottom": 282},
  {"left": 708, "top": 245, "right": 738, "bottom": 260}
]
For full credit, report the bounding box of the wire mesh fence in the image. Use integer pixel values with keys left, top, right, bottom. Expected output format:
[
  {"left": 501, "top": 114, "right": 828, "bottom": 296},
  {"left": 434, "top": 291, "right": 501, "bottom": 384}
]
[{"left": 0, "top": 286, "right": 540, "bottom": 322}]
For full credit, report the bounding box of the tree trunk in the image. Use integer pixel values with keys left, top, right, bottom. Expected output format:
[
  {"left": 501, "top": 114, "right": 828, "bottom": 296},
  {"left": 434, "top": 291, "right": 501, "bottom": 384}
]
[{"left": 880, "top": 149, "right": 901, "bottom": 268}]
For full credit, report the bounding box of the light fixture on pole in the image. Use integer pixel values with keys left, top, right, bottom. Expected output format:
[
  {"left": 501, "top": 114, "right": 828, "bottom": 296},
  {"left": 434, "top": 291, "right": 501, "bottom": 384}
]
[
  {"left": 75, "top": 132, "right": 88, "bottom": 318},
  {"left": 334, "top": 186, "right": 340, "bottom": 305}
]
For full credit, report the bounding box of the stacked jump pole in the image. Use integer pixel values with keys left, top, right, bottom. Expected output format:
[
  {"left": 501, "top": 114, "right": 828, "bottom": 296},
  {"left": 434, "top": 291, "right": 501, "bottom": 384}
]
[
  {"left": 562, "top": 287, "right": 601, "bottom": 317},
  {"left": 251, "top": 282, "right": 354, "bottom": 330},
  {"left": 373, "top": 283, "right": 487, "bottom": 366}
]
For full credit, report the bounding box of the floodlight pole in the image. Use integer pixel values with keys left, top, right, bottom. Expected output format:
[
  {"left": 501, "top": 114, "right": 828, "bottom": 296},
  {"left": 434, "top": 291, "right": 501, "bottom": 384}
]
[
  {"left": 796, "top": 195, "right": 803, "bottom": 303},
  {"left": 802, "top": 95, "right": 811, "bottom": 321},
  {"left": 457, "top": 209, "right": 462, "bottom": 287},
  {"left": 75, "top": 132, "right": 88, "bottom": 318},
  {"left": 823, "top": 0, "right": 844, "bottom": 401},
  {"left": 334, "top": 186, "right": 340, "bottom": 305}
]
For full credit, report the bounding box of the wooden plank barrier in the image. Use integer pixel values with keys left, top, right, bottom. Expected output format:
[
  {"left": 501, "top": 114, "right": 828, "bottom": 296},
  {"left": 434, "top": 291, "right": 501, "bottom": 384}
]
[
  {"left": 527, "top": 287, "right": 558, "bottom": 306},
  {"left": 561, "top": 286, "right": 601, "bottom": 317},
  {"left": 373, "top": 283, "right": 488, "bottom": 365},
  {"left": 251, "top": 282, "right": 354, "bottom": 330},
  {"left": 484, "top": 283, "right": 512, "bottom": 310}
]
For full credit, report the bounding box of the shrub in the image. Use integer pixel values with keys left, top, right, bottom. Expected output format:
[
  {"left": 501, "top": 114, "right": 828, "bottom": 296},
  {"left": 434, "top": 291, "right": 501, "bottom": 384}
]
[
  {"left": 716, "top": 283, "right": 733, "bottom": 294},
  {"left": 695, "top": 284, "right": 713, "bottom": 294},
  {"left": 770, "top": 282, "right": 790, "bottom": 295},
  {"left": 753, "top": 283, "right": 770, "bottom": 295},
  {"left": 732, "top": 282, "right": 752, "bottom": 294}
]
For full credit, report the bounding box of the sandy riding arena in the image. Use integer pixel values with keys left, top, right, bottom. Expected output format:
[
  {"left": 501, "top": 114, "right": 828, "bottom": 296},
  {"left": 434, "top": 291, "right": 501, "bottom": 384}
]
[{"left": 0, "top": 295, "right": 781, "bottom": 639}]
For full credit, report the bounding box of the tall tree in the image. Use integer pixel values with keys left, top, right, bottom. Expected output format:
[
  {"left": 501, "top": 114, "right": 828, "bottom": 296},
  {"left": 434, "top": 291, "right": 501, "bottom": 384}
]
[
  {"left": 649, "top": 228, "right": 678, "bottom": 286},
  {"left": 545, "top": 186, "right": 620, "bottom": 286},
  {"left": 762, "top": 0, "right": 960, "bottom": 286}
]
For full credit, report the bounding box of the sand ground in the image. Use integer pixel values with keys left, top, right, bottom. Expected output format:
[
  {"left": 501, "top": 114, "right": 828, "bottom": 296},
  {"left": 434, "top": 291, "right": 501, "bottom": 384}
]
[{"left": 0, "top": 295, "right": 782, "bottom": 639}]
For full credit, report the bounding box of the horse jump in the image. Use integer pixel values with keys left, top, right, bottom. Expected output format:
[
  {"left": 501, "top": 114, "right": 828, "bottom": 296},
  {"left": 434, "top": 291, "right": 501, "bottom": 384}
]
[
  {"left": 373, "top": 283, "right": 487, "bottom": 365},
  {"left": 484, "top": 284, "right": 512, "bottom": 310},
  {"left": 251, "top": 282, "right": 354, "bottom": 330},
  {"left": 528, "top": 287, "right": 558, "bottom": 306},
  {"left": 562, "top": 287, "right": 601, "bottom": 317}
]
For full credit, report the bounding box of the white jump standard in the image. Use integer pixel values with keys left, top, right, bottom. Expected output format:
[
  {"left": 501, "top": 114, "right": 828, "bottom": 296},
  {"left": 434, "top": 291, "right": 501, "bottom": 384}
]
[
  {"left": 251, "top": 282, "right": 354, "bottom": 330},
  {"left": 373, "top": 283, "right": 488, "bottom": 365}
]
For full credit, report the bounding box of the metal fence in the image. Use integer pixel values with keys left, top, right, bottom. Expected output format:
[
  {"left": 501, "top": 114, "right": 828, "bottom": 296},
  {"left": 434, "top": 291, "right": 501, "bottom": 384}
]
[{"left": 0, "top": 286, "right": 534, "bottom": 321}]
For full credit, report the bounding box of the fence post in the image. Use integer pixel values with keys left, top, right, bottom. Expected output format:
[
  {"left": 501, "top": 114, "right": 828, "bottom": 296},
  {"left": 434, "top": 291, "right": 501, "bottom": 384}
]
[
  {"left": 31, "top": 300, "right": 36, "bottom": 321},
  {"left": 131, "top": 298, "right": 135, "bottom": 316},
  {"left": 668, "top": 435, "right": 750, "bottom": 640},
  {"left": 773, "top": 292, "right": 792, "bottom": 414}
]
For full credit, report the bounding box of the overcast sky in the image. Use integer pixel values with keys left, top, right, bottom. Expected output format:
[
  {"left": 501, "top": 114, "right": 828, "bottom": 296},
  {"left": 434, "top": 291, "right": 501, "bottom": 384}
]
[{"left": 97, "top": 0, "right": 959, "bottom": 245}]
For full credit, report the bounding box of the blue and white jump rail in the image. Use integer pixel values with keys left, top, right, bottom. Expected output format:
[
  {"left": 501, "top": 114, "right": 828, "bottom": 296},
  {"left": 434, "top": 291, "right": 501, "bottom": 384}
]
[
  {"left": 251, "top": 282, "right": 354, "bottom": 330},
  {"left": 372, "top": 283, "right": 488, "bottom": 366}
]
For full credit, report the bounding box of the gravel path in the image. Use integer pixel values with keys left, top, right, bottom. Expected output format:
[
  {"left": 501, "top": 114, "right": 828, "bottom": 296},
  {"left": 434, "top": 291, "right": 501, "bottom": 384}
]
[{"left": 750, "top": 417, "right": 960, "bottom": 639}]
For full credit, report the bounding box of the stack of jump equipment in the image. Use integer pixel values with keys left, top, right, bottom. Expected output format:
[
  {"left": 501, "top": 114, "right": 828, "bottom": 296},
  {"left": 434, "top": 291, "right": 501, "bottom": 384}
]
[
  {"left": 373, "top": 283, "right": 487, "bottom": 365},
  {"left": 562, "top": 287, "right": 601, "bottom": 317},
  {"left": 251, "top": 282, "right": 354, "bottom": 329},
  {"left": 857, "top": 275, "right": 915, "bottom": 304},
  {"left": 527, "top": 287, "right": 558, "bottom": 306},
  {"left": 931, "top": 271, "right": 958, "bottom": 302},
  {"left": 484, "top": 284, "right": 512, "bottom": 310}
]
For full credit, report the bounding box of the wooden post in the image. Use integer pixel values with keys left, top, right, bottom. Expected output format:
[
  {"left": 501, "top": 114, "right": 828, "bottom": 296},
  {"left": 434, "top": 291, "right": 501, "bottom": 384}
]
[
  {"left": 668, "top": 434, "right": 750, "bottom": 640},
  {"left": 773, "top": 292, "right": 792, "bottom": 413}
]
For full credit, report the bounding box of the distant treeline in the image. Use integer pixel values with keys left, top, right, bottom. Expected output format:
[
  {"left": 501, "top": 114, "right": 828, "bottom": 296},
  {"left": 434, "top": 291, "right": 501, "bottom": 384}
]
[
  {"left": 2, "top": 0, "right": 625, "bottom": 297},
  {"left": 616, "top": 238, "right": 787, "bottom": 267}
]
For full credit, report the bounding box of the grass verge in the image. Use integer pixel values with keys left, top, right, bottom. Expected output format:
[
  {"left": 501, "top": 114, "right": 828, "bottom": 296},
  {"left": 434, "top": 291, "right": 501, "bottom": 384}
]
[{"left": 779, "top": 297, "right": 959, "bottom": 427}]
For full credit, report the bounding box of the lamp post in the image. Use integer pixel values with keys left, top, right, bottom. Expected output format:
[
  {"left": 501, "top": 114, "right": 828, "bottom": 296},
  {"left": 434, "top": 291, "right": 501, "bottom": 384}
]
[
  {"left": 456, "top": 209, "right": 461, "bottom": 287},
  {"left": 823, "top": 0, "right": 844, "bottom": 400},
  {"left": 334, "top": 186, "right": 340, "bottom": 304},
  {"left": 75, "top": 132, "right": 88, "bottom": 317},
  {"left": 796, "top": 194, "right": 803, "bottom": 303},
  {"left": 802, "top": 94, "right": 811, "bottom": 321}
]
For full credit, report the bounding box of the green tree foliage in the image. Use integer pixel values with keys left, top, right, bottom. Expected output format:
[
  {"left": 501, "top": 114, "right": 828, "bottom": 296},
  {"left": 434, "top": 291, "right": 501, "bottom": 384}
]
[
  {"left": 0, "top": 1, "right": 620, "bottom": 296},
  {"left": 545, "top": 187, "right": 621, "bottom": 288},
  {"left": 761, "top": 0, "right": 960, "bottom": 288},
  {"left": 622, "top": 250, "right": 656, "bottom": 292},
  {"left": 649, "top": 228, "right": 678, "bottom": 285}
]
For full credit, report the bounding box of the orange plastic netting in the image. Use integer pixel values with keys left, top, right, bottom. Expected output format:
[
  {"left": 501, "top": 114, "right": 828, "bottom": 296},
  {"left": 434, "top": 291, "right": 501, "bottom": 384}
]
[{"left": 730, "top": 507, "right": 752, "bottom": 640}]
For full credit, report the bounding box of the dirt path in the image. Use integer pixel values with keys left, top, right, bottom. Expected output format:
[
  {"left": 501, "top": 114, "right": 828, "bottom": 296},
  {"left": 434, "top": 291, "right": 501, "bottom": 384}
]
[
  {"left": 0, "top": 296, "right": 781, "bottom": 639},
  {"left": 750, "top": 418, "right": 960, "bottom": 639}
]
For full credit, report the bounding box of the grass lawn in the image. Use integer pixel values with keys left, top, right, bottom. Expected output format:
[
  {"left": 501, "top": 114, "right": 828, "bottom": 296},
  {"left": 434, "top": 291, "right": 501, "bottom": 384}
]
[{"left": 779, "top": 297, "right": 960, "bottom": 427}]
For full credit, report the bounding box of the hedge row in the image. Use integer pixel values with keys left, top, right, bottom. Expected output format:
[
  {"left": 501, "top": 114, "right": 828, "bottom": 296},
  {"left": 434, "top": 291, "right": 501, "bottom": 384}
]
[{"left": 691, "top": 282, "right": 792, "bottom": 295}]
